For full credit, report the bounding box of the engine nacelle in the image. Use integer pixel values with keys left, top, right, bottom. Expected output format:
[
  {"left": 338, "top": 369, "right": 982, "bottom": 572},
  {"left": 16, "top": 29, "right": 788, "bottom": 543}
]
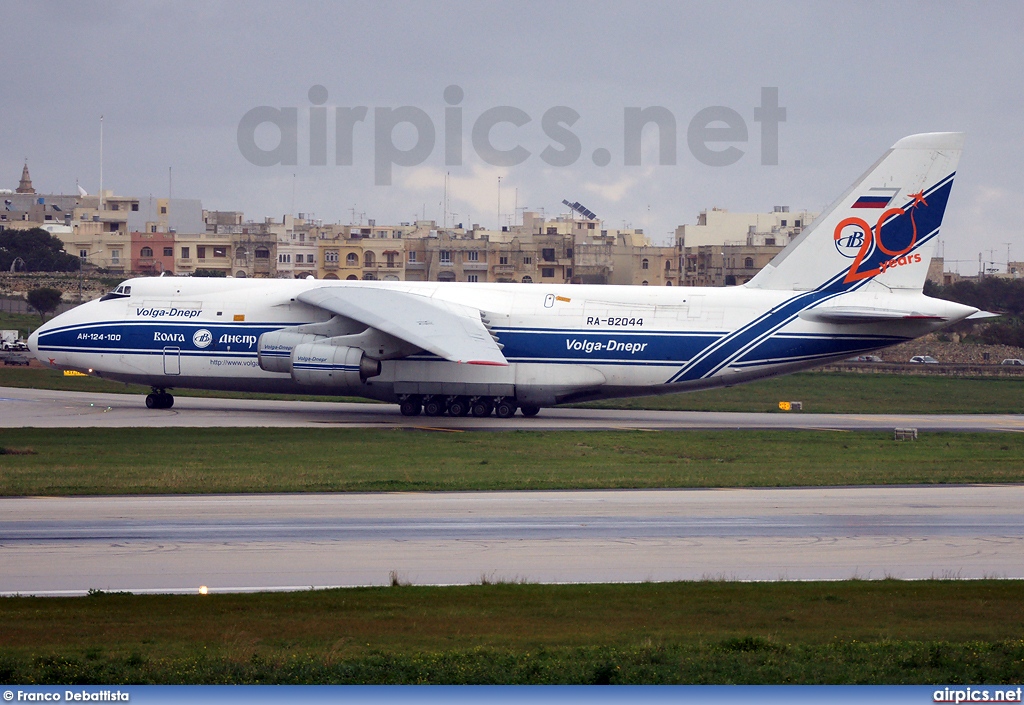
[
  {"left": 258, "top": 330, "right": 327, "bottom": 373},
  {"left": 291, "top": 343, "right": 381, "bottom": 388}
]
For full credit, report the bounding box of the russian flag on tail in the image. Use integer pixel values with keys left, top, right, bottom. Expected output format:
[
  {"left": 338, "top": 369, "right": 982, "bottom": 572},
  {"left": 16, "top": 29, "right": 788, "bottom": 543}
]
[{"left": 852, "top": 188, "right": 900, "bottom": 209}]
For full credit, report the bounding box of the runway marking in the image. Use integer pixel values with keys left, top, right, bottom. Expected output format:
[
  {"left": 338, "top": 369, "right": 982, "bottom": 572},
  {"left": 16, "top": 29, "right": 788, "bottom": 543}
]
[{"left": 412, "top": 426, "right": 466, "bottom": 433}]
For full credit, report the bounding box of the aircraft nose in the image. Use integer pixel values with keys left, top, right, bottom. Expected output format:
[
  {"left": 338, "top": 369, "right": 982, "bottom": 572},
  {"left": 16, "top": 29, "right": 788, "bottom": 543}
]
[{"left": 28, "top": 329, "right": 39, "bottom": 355}]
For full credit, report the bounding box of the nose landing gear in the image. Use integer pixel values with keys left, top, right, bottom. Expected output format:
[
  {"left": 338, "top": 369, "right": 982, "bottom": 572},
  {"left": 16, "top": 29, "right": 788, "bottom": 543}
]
[{"left": 146, "top": 388, "right": 174, "bottom": 409}]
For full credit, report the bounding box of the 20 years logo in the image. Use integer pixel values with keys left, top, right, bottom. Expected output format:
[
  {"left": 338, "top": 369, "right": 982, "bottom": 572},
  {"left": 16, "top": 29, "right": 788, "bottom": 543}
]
[{"left": 835, "top": 191, "right": 927, "bottom": 284}]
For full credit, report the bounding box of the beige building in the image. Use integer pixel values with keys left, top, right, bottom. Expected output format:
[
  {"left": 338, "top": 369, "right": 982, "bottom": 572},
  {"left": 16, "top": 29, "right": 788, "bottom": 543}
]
[{"left": 675, "top": 206, "right": 815, "bottom": 248}]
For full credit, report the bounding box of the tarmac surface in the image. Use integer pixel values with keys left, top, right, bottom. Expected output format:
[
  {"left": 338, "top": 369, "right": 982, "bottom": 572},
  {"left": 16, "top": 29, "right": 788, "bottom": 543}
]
[
  {"left": 2, "top": 486, "right": 1022, "bottom": 595},
  {"left": 3, "top": 386, "right": 1024, "bottom": 431}
]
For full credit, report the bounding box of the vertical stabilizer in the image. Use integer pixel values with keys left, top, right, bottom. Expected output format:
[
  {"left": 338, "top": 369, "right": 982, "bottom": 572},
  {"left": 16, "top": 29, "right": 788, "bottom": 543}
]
[{"left": 746, "top": 132, "right": 963, "bottom": 292}]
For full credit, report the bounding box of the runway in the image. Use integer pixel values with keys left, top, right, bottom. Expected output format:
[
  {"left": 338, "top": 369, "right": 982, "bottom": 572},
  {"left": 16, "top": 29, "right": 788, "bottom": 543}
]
[
  {"left": 2, "top": 486, "right": 1022, "bottom": 595},
  {"left": 3, "top": 386, "right": 1024, "bottom": 431}
]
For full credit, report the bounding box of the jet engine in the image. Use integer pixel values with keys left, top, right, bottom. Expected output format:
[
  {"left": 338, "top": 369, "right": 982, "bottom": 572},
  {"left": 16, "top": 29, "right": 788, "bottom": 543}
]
[{"left": 290, "top": 342, "right": 381, "bottom": 388}]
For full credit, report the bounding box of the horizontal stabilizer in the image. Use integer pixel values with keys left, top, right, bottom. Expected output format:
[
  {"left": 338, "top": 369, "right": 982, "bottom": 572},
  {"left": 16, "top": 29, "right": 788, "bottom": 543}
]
[
  {"left": 967, "top": 310, "right": 1001, "bottom": 320},
  {"left": 298, "top": 286, "right": 508, "bottom": 366},
  {"left": 799, "top": 307, "right": 948, "bottom": 324}
]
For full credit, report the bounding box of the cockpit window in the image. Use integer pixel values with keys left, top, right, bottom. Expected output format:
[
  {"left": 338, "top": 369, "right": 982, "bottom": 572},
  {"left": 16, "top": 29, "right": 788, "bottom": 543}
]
[{"left": 99, "top": 282, "right": 132, "bottom": 302}]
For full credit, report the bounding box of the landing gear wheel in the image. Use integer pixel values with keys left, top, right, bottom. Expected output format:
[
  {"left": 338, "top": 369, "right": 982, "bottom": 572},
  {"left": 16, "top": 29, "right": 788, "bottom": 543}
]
[
  {"left": 520, "top": 404, "right": 541, "bottom": 417},
  {"left": 399, "top": 397, "right": 422, "bottom": 416},
  {"left": 146, "top": 390, "right": 174, "bottom": 409},
  {"left": 470, "top": 399, "right": 493, "bottom": 417},
  {"left": 494, "top": 398, "right": 518, "bottom": 419},
  {"left": 423, "top": 396, "right": 446, "bottom": 417},
  {"left": 447, "top": 396, "right": 471, "bottom": 417}
]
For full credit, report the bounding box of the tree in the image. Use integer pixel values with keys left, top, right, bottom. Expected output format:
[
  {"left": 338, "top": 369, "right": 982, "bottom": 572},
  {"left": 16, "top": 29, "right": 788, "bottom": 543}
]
[
  {"left": 26, "top": 287, "right": 64, "bottom": 322},
  {"left": 193, "top": 269, "right": 227, "bottom": 277},
  {"left": 0, "top": 228, "right": 80, "bottom": 272}
]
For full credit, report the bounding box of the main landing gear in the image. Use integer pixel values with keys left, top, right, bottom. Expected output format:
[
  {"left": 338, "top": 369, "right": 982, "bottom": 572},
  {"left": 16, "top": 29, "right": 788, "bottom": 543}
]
[
  {"left": 398, "top": 395, "right": 541, "bottom": 419},
  {"left": 146, "top": 388, "right": 174, "bottom": 409}
]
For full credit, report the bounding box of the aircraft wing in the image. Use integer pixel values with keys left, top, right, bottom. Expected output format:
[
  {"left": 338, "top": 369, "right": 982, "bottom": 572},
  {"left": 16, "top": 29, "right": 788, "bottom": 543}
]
[{"left": 297, "top": 286, "right": 508, "bottom": 366}]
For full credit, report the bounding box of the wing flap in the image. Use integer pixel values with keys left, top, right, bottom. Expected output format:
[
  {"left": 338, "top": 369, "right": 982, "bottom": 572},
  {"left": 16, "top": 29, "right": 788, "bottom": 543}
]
[{"left": 297, "top": 286, "right": 508, "bottom": 366}]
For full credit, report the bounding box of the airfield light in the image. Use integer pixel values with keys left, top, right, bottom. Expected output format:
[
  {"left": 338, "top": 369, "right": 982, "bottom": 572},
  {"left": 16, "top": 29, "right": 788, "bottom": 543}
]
[{"left": 199, "top": 585, "right": 208, "bottom": 595}]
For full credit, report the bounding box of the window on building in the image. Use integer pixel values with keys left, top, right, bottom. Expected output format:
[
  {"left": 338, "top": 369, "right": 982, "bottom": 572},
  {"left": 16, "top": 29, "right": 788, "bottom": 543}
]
[
  {"left": 160, "top": 206, "right": 167, "bottom": 214},
  {"left": 164, "top": 247, "right": 173, "bottom": 257},
  {"left": 466, "top": 250, "right": 479, "bottom": 261},
  {"left": 523, "top": 256, "right": 532, "bottom": 265},
  {"left": 150, "top": 225, "right": 157, "bottom": 233},
  {"left": 197, "top": 246, "right": 206, "bottom": 259},
  {"left": 541, "top": 267, "right": 555, "bottom": 278},
  {"left": 499, "top": 256, "right": 508, "bottom": 265},
  {"left": 522, "top": 275, "right": 533, "bottom": 283},
  {"left": 765, "top": 238, "right": 776, "bottom": 246},
  {"left": 641, "top": 280, "right": 648, "bottom": 286},
  {"left": 131, "top": 203, "right": 139, "bottom": 211},
  {"left": 325, "top": 251, "right": 339, "bottom": 263},
  {"left": 255, "top": 248, "right": 270, "bottom": 259},
  {"left": 278, "top": 253, "right": 291, "bottom": 263},
  {"left": 181, "top": 247, "right": 190, "bottom": 259},
  {"left": 140, "top": 246, "right": 153, "bottom": 258},
  {"left": 566, "top": 267, "right": 573, "bottom": 278},
  {"left": 110, "top": 249, "right": 120, "bottom": 263},
  {"left": 79, "top": 249, "right": 88, "bottom": 258},
  {"left": 794, "top": 220, "right": 801, "bottom": 227},
  {"left": 108, "top": 222, "right": 119, "bottom": 232},
  {"left": 408, "top": 251, "right": 418, "bottom": 263},
  {"left": 546, "top": 227, "right": 557, "bottom": 235},
  {"left": 346, "top": 252, "right": 357, "bottom": 265},
  {"left": 295, "top": 254, "right": 303, "bottom": 264},
  {"left": 440, "top": 250, "right": 452, "bottom": 264},
  {"left": 744, "top": 257, "right": 754, "bottom": 268},
  {"left": 385, "top": 252, "right": 397, "bottom": 267},
  {"left": 364, "top": 251, "right": 375, "bottom": 267},
  {"left": 213, "top": 247, "right": 226, "bottom": 258},
  {"left": 110, "top": 203, "right": 119, "bottom": 211},
  {"left": 781, "top": 220, "right": 787, "bottom": 227},
  {"left": 642, "top": 258, "right": 649, "bottom": 270},
  {"left": 542, "top": 248, "right": 555, "bottom": 262},
  {"left": 566, "top": 248, "right": 573, "bottom": 258},
  {"left": 467, "top": 274, "right": 479, "bottom": 282},
  {"left": 588, "top": 222, "right": 595, "bottom": 229},
  {"left": 235, "top": 247, "right": 247, "bottom": 261}
]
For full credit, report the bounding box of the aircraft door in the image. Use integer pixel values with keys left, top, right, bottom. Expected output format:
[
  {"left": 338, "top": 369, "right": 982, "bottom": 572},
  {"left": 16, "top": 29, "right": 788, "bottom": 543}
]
[{"left": 163, "top": 346, "right": 181, "bottom": 375}]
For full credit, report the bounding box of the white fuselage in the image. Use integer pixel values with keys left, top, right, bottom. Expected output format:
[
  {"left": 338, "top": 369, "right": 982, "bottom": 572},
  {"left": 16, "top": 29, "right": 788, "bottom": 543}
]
[{"left": 30, "top": 276, "right": 970, "bottom": 406}]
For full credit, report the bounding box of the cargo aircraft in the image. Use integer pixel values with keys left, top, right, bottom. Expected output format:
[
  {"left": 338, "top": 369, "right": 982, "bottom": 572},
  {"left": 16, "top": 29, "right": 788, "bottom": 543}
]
[{"left": 30, "top": 133, "right": 980, "bottom": 418}]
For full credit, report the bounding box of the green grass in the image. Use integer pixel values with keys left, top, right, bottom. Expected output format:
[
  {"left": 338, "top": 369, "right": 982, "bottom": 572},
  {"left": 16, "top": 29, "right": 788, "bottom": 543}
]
[
  {"left": 0, "top": 310, "right": 39, "bottom": 340},
  {"left": 2, "top": 428, "right": 1023, "bottom": 496},
  {"left": 576, "top": 372, "right": 1024, "bottom": 414},
  {"left": 1, "top": 581, "right": 1022, "bottom": 683},
  {"left": 3, "top": 365, "right": 1022, "bottom": 413}
]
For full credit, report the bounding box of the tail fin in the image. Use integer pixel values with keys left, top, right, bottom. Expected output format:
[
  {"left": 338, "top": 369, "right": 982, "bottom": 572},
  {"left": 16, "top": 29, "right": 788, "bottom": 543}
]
[{"left": 747, "top": 132, "right": 963, "bottom": 292}]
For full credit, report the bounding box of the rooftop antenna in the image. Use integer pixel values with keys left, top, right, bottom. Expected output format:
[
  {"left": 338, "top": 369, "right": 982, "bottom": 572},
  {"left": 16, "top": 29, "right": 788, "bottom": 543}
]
[
  {"left": 99, "top": 115, "right": 103, "bottom": 212},
  {"left": 497, "top": 176, "right": 502, "bottom": 229},
  {"left": 291, "top": 173, "right": 296, "bottom": 215},
  {"left": 168, "top": 166, "right": 172, "bottom": 228}
]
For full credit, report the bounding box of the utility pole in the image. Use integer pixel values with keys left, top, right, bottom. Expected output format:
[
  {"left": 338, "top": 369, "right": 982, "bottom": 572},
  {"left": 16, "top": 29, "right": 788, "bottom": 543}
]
[{"left": 497, "top": 176, "right": 502, "bottom": 230}]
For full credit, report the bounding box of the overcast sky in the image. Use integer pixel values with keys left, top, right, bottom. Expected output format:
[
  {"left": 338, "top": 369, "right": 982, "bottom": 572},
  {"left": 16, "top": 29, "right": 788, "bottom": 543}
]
[{"left": 2, "top": 1, "right": 1021, "bottom": 272}]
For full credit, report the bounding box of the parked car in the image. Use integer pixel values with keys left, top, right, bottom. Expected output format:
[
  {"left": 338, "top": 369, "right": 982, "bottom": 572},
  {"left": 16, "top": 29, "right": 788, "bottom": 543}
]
[
  {"left": 851, "top": 355, "right": 883, "bottom": 362},
  {"left": 1000, "top": 358, "right": 1024, "bottom": 366},
  {"left": 909, "top": 355, "right": 939, "bottom": 364}
]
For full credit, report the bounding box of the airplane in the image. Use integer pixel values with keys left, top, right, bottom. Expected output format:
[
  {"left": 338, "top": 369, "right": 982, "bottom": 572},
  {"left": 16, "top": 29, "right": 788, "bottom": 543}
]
[{"left": 29, "top": 132, "right": 980, "bottom": 418}]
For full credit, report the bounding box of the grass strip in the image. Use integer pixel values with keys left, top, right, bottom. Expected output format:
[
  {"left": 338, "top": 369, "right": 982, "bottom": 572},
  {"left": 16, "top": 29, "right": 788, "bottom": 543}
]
[
  {"left": 1, "top": 428, "right": 1023, "bottom": 496},
  {"left": 3, "top": 366, "right": 1024, "bottom": 413},
  {"left": 1, "top": 581, "right": 1023, "bottom": 684}
]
